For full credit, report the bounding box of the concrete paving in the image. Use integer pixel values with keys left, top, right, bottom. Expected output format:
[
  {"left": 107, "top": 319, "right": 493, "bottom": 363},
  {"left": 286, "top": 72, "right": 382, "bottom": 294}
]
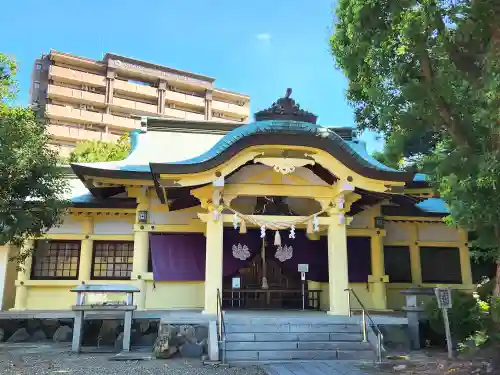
[
  {"left": 262, "top": 361, "right": 372, "bottom": 375},
  {"left": 262, "top": 361, "right": 370, "bottom": 375}
]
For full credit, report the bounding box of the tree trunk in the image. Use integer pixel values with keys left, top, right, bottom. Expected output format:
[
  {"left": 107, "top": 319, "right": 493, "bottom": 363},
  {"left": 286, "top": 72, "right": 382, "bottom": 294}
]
[{"left": 494, "top": 260, "right": 500, "bottom": 297}]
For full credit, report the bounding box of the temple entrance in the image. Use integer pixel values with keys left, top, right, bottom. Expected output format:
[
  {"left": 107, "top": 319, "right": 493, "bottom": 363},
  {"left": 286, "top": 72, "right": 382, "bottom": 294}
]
[{"left": 221, "top": 236, "right": 323, "bottom": 310}]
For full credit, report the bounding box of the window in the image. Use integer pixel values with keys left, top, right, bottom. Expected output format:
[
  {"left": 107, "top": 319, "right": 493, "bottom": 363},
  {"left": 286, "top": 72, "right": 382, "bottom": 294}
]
[
  {"left": 34, "top": 81, "right": 40, "bottom": 89},
  {"left": 31, "top": 241, "right": 80, "bottom": 280},
  {"left": 35, "top": 63, "right": 42, "bottom": 71},
  {"left": 420, "top": 247, "right": 462, "bottom": 284},
  {"left": 91, "top": 241, "right": 134, "bottom": 280},
  {"left": 384, "top": 246, "right": 412, "bottom": 283}
]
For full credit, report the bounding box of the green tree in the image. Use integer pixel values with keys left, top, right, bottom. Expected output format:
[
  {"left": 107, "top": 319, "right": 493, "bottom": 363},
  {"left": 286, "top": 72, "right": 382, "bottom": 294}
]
[
  {"left": 0, "top": 54, "right": 68, "bottom": 263},
  {"left": 331, "top": 1, "right": 500, "bottom": 292},
  {"left": 68, "top": 134, "right": 130, "bottom": 163}
]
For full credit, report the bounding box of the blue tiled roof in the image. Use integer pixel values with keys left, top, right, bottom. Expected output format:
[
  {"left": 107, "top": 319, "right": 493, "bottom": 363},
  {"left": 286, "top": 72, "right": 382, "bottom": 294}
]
[
  {"left": 166, "top": 120, "right": 400, "bottom": 173},
  {"left": 416, "top": 198, "right": 450, "bottom": 214}
]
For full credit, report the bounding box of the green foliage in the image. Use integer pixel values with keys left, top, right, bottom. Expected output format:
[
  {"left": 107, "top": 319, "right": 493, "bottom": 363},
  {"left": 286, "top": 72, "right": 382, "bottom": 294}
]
[
  {"left": 0, "top": 53, "right": 17, "bottom": 103},
  {"left": 457, "top": 330, "right": 489, "bottom": 353},
  {"left": 425, "top": 291, "right": 483, "bottom": 343},
  {"left": 331, "top": 1, "right": 500, "bottom": 270},
  {"left": 0, "top": 55, "right": 68, "bottom": 262},
  {"left": 68, "top": 134, "right": 130, "bottom": 163}
]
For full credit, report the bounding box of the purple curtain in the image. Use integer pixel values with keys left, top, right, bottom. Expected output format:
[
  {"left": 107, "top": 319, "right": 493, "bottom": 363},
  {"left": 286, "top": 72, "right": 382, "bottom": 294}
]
[
  {"left": 150, "top": 233, "right": 206, "bottom": 281},
  {"left": 223, "top": 229, "right": 261, "bottom": 277},
  {"left": 347, "top": 236, "right": 372, "bottom": 282},
  {"left": 270, "top": 230, "right": 329, "bottom": 282}
]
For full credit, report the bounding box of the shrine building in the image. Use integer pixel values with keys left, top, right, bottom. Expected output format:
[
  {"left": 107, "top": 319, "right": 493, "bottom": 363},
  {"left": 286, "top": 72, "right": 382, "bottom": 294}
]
[{"left": 8, "top": 90, "right": 473, "bottom": 315}]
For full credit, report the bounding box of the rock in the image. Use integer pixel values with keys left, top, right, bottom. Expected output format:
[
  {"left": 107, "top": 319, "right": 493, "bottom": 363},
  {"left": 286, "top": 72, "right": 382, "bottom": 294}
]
[
  {"left": 31, "top": 329, "right": 47, "bottom": 342},
  {"left": 98, "top": 320, "right": 121, "bottom": 346},
  {"left": 114, "top": 332, "right": 124, "bottom": 352},
  {"left": 393, "top": 365, "right": 407, "bottom": 371},
  {"left": 137, "top": 332, "right": 157, "bottom": 347},
  {"left": 179, "top": 342, "right": 203, "bottom": 358},
  {"left": 26, "top": 319, "right": 42, "bottom": 332},
  {"left": 200, "top": 338, "right": 208, "bottom": 354},
  {"left": 138, "top": 321, "right": 150, "bottom": 334},
  {"left": 153, "top": 334, "right": 178, "bottom": 359},
  {"left": 179, "top": 325, "right": 196, "bottom": 343},
  {"left": 42, "top": 320, "right": 60, "bottom": 339},
  {"left": 195, "top": 325, "right": 208, "bottom": 342},
  {"left": 7, "top": 328, "right": 30, "bottom": 343},
  {"left": 53, "top": 325, "right": 73, "bottom": 342}
]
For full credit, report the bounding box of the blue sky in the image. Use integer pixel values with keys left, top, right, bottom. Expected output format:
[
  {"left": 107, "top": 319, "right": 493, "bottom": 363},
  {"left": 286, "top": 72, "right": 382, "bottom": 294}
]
[{"left": 1, "top": 0, "right": 382, "bottom": 152}]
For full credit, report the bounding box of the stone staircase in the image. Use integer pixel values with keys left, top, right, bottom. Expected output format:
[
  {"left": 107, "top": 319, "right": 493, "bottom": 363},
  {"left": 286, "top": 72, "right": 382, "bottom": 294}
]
[{"left": 221, "top": 315, "right": 375, "bottom": 363}]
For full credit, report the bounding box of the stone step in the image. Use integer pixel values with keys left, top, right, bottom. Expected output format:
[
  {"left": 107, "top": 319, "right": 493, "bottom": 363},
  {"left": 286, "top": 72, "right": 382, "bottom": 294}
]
[
  {"left": 225, "top": 340, "right": 372, "bottom": 351},
  {"left": 224, "top": 349, "right": 375, "bottom": 361},
  {"left": 225, "top": 332, "right": 363, "bottom": 342},
  {"left": 224, "top": 323, "right": 361, "bottom": 334}
]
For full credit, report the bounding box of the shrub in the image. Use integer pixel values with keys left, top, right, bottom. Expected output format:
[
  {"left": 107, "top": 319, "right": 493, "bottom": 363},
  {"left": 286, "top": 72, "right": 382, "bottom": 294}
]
[{"left": 425, "top": 291, "right": 483, "bottom": 344}]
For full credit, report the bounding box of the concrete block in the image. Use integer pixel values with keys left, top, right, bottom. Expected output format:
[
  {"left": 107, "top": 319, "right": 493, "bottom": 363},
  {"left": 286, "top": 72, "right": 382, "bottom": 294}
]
[
  {"left": 226, "top": 341, "right": 298, "bottom": 351},
  {"left": 258, "top": 350, "right": 338, "bottom": 361},
  {"left": 330, "top": 332, "right": 363, "bottom": 341},
  {"left": 298, "top": 341, "right": 371, "bottom": 350},
  {"left": 226, "top": 324, "right": 290, "bottom": 333},
  {"left": 225, "top": 350, "right": 259, "bottom": 361},
  {"left": 254, "top": 333, "right": 298, "bottom": 342},
  {"left": 297, "top": 333, "right": 330, "bottom": 341},
  {"left": 225, "top": 333, "right": 255, "bottom": 342}
]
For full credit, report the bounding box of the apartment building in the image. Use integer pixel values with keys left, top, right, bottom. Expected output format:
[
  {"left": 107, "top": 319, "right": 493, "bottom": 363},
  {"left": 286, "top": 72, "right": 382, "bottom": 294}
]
[{"left": 30, "top": 50, "right": 251, "bottom": 157}]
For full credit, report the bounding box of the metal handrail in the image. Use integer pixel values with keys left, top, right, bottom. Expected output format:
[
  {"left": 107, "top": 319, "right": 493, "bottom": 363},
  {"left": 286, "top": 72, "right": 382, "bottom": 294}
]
[
  {"left": 345, "top": 288, "right": 384, "bottom": 363},
  {"left": 216, "top": 288, "right": 227, "bottom": 364}
]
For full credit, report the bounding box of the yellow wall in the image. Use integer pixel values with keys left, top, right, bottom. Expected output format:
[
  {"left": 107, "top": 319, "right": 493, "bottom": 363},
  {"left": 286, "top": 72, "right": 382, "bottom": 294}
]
[{"left": 145, "top": 281, "right": 204, "bottom": 309}]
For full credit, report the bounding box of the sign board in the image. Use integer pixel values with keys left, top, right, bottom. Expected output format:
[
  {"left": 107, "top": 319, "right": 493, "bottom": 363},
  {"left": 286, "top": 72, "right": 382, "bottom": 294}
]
[
  {"left": 298, "top": 264, "right": 309, "bottom": 273},
  {"left": 232, "top": 277, "right": 241, "bottom": 289},
  {"left": 434, "top": 287, "right": 452, "bottom": 309},
  {"left": 301, "top": 272, "right": 306, "bottom": 281}
]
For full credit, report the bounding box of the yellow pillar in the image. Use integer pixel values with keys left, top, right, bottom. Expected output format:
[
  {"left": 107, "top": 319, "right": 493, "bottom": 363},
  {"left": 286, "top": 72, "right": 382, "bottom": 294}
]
[
  {"left": 13, "top": 240, "right": 34, "bottom": 310},
  {"left": 458, "top": 230, "right": 473, "bottom": 286},
  {"left": 327, "top": 213, "right": 350, "bottom": 315},
  {"left": 131, "top": 189, "right": 150, "bottom": 310},
  {"left": 368, "top": 234, "right": 388, "bottom": 310},
  {"left": 203, "top": 212, "right": 223, "bottom": 314},
  {"left": 409, "top": 224, "right": 422, "bottom": 285},
  {"left": 78, "top": 217, "right": 94, "bottom": 282},
  {"left": 132, "top": 230, "right": 149, "bottom": 310}
]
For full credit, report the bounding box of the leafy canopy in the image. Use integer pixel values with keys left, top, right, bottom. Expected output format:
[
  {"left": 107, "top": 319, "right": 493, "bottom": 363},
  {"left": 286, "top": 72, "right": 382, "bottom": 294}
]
[
  {"left": 0, "top": 54, "right": 68, "bottom": 258},
  {"left": 331, "top": 1, "right": 500, "bottom": 258},
  {"left": 68, "top": 134, "right": 130, "bottom": 163}
]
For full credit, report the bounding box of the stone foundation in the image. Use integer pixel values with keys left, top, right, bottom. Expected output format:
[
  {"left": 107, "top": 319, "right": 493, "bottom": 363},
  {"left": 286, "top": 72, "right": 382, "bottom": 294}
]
[{"left": 0, "top": 319, "right": 209, "bottom": 360}]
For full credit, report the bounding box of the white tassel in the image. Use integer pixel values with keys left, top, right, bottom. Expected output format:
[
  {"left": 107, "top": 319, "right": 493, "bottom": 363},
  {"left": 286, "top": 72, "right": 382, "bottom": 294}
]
[
  {"left": 274, "top": 230, "right": 281, "bottom": 246},
  {"left": 260, "top": 225, "right": 266, "bottom": 238},
  {"left": 313, "top": 214, "right": 319, "bottom": 232},
  {"left": 289, "top": 224, "right": 295, "bottom": 239},
  {"left": 233, "top": 213, "right": 238, "bottom": 230}
]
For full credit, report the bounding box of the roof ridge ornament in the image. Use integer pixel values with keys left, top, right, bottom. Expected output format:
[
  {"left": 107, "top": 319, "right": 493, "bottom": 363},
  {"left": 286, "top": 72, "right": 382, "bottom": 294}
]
[{"left": 254, "top": 88, "right": 318, "bottom": 124}]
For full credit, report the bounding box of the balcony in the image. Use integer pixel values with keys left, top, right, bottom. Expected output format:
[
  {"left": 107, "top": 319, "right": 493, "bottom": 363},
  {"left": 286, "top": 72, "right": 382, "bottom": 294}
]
[
  {"left": 114, "top": 79, "right": 158, "bottom": 99},
  {"left": 164, "top": 107, "right": 205, "bottom": 121},
  {"left": 47, "top": 85, "right": 105, "bottom": 107},
  {"left": 48, "top": 124, "right": 120, "bottom": 143},
  {"left": 110, "top": 97, "right": 158, "bottom": 116},
  {"left": 212, "top": 100, "right": 249, "bottom": 118},
  {"left": 165, "top": 90, "right": 205, "bottom": 109},
  {"left": 45, "top": 104, "right": 141, "bottom": 131},
  {"left": 49, "top": 65, "right": 106, "bottom": 88}
]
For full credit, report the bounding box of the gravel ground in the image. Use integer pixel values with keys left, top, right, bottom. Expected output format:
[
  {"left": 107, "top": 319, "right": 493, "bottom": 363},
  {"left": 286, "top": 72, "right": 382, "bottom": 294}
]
[{"left": 0, "top": 344, "right": 267, "bottom": 375}]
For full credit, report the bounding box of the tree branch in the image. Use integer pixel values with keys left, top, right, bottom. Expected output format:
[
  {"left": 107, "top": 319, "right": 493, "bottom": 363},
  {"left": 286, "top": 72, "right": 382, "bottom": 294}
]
[{"left": 419, "top": 51, "right": 472, "bottom": 148}]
